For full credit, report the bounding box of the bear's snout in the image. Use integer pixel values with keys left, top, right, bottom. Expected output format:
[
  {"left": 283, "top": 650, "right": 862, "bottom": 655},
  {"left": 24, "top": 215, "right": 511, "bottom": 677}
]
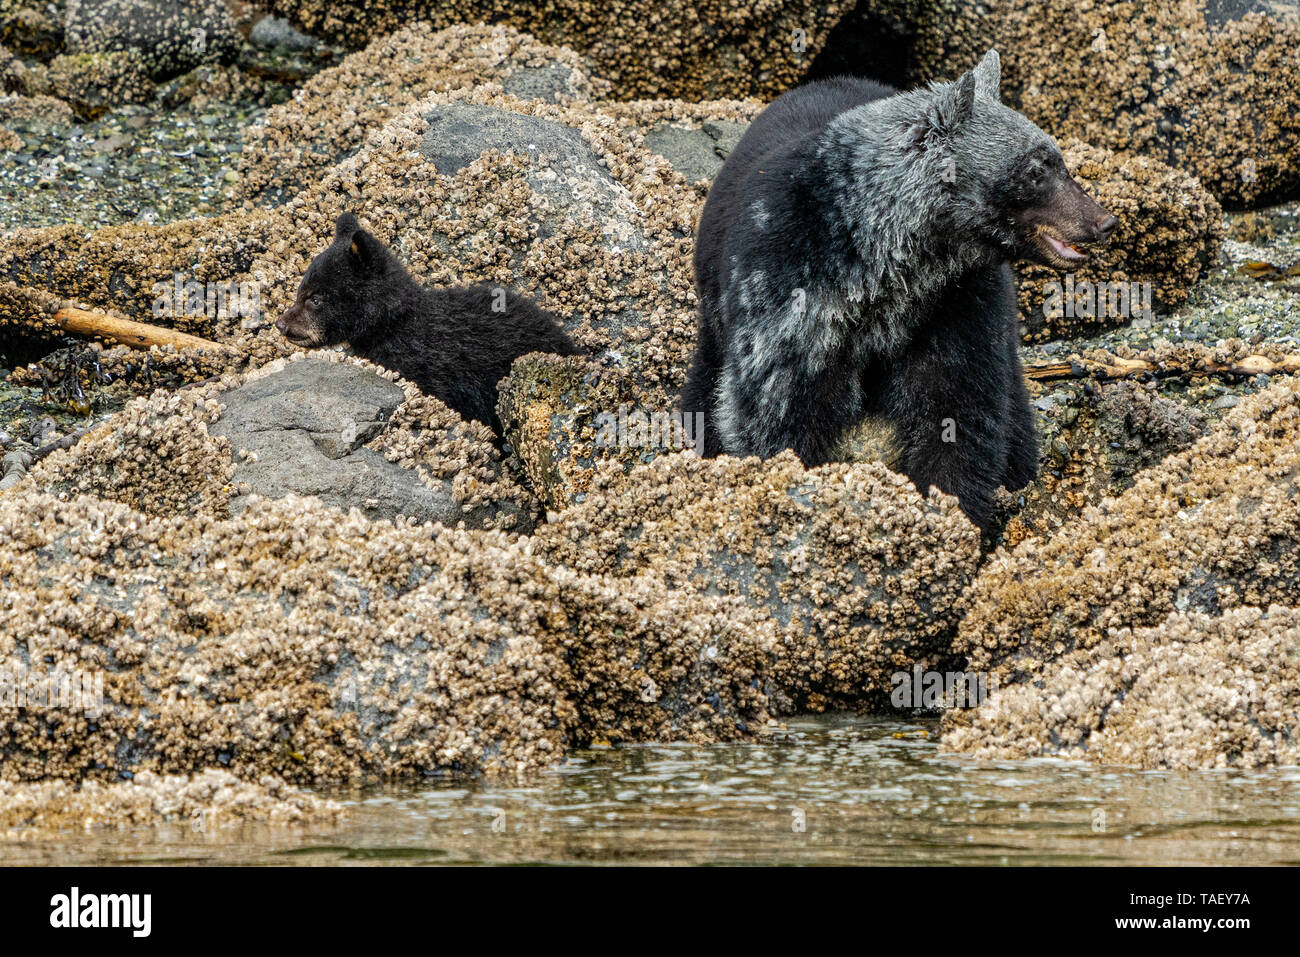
[{"left": 1093, "top": 214, "right": 1119, "bottom": 241}]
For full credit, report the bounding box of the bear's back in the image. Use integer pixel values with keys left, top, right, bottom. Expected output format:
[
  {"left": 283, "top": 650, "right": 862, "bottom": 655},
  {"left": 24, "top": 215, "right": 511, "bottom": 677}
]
[{"left": 694, "top": 75, "right": 900, "bottom": 324}]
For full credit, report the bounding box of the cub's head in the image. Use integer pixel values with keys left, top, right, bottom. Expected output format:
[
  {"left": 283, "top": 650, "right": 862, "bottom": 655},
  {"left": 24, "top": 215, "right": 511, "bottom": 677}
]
[
  {"left": 276, "top": 212, "right": 399, "bottom": 348},
  {"left": 905, "top": 50, "right": 1117, "bottom": 269}
]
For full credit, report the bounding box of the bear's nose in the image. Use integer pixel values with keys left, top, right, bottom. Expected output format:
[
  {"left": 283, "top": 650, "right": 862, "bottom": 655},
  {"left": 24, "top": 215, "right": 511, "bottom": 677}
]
[
  {"left": 275, "top": 317, "right": 289, "bottom": 334},
  {"left": 1095, "top": 215, "right": 1118, "bottom": 240}
]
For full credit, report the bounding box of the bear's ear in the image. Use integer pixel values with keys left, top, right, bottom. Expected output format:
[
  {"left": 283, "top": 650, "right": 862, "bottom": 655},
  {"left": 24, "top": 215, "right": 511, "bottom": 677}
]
[
  {"left": 346, "top": 226, "right": 383, "bottom": 270},
  {"left": 334, "top": 211, "right": 360, "bottom": 242},
  {"left": 973, "top": 49, "right": 1000, "bottom": 102},
  {"left": 939, "top": 70, "right": 976, "bottom": 128},
  {"left": 906, "top": 70, "right": 975, "bottom": 147}
]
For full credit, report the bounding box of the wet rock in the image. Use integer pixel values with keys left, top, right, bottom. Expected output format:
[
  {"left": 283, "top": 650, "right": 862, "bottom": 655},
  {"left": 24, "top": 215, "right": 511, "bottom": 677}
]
[
  {"left": 537, "top": 451, "right": 982, "bottom": 710},
  {"left": 211, "top": 357, "right": 530, "bottom": 530},
  {"left": 0, "top": 488, "right": 780, "bottom": 783},
  {"left": 642, "top": 118, "right": 748, "bottom": 184},
  {"left": 19, "top": 354, "right": 539, "bottom": 532},
  {"left": 32, "top": 50, "right": 154, "bottom": 119},
  {"left": 248, "top": 14, "right": 316, "bottom": 51},
  {"left": 0, "top": 41, "right": 26, "bottom": 91},
  {"left": 420, "top": 102, "right": 645, "bottom": 257},
  {"left": 0, "top": 90, "right": 74, "bottom": 130},
  {"left": 64, "top": 0, "right": 239, "bottom": 80},
  {"left": 499, "top": 61, "right": 578, "bottom": 103},
  {"left": 942, "top": 604, "right": 1300, "bottom": 769},
  {"left": 994, "top": 378, "right": 1209, "bottom": 546},
  {"left": 0, "top": 0, "right": 64, "bottom": 58},
  {"left": 0, "top": 770, "right": 346, "bottom": 829},
  {"left": 947, "top": 376, "right": 1300, "bottom": 693}
]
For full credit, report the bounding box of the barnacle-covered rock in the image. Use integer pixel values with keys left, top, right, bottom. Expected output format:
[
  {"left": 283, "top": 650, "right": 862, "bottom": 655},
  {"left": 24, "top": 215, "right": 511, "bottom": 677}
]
[
  {"left": 942, "top": 605, "right": 1300, "bottom": 769},
  {"left": 20, "top": 353, "right": 538, "bottom": 532},
  {"left": 0, "top": 770, "right": 346, "bottom": 830},
  {"left": 994, "top": 377, "right": 1209, "bottom": 546},
  {"left": 238, "top": 22, "right": 606, "bottom": 204},
  {"left": 497, "top": 353, "right": 692, "bottom": 511},
  {"left": 30, "top": 50, "right": 155, "bottom": 119},
  {"left": 537, "top": 451, "right": 981, "bottom": 710},
  {"left": 0, "top": 488, "right": 780, "bottom": 783},
  {"left": 22, "top": 384, "right": 234, "bottom": 516},
  {"left": 262, "top": 0, "right": 852, "bottom": 100},
  {"left": 211, "top": 355, "right": 536, "bottom": 531},
  {"left": 64, "top": 0, "right": 239, "bottom": 80},
  {"left": 947, "top": 375, "right": 1300, "bottom": 693},
  {"left": 0, "top": 0, "right": 63, "bottom": 58}
]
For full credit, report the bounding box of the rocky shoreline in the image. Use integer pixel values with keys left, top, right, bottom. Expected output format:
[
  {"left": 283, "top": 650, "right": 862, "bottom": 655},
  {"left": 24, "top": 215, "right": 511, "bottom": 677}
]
[{"left": 2, "top": 1, "right": 1299, "bottom": 829}]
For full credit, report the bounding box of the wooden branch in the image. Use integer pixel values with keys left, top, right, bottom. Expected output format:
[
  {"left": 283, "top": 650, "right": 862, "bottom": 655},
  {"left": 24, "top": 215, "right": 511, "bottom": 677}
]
[
  {"left": 32, "top": 426, "right": 96, "bottom": 463},
  {"left": 1025, "top": 353, "right": 1300, "bottom": 384},
  {"left": 52, "top": 307, "right": 237, "bottom": 355}
]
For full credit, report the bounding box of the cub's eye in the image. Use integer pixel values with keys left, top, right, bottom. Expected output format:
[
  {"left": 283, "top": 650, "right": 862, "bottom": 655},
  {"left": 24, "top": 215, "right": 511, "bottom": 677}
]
[{"left": 310, "top": 294, "right": 322, "bottom": 308}]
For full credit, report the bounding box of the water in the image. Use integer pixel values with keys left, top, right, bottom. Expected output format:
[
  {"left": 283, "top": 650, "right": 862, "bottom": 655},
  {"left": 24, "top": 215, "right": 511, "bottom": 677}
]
[{"left": 5, "top": 714, "right": 1300, "bottom": 865}]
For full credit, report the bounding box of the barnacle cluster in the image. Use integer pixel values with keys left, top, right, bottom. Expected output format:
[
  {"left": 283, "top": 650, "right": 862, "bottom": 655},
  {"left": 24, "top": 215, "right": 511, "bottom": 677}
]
[{"left": 942, "top": 376, "right": 1300, "bottom": 767}]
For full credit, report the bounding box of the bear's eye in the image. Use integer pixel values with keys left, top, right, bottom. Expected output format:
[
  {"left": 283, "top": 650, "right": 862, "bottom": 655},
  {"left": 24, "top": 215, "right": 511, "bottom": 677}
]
[{"left": 310, "top": 294, "right": 322, "bottom": 308}]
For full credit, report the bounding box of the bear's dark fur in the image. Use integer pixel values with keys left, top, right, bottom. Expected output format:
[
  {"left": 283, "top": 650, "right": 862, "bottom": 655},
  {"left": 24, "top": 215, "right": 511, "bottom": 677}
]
[
  {"left": 682, "top": 51, "right": 1116, "bottom": 528},
  {"left": 278, "top": 212, "right": 581, "bottom": 436}
]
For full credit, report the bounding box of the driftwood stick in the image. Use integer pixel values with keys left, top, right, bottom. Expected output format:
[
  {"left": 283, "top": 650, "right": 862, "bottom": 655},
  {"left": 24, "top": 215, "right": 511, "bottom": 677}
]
[
  {"left": 1025, "top": 353, "right": 1300, "bottom": 384},
  {"left": 52, "top": 307, "right": 236, "bottom": 355},
  {"left": 32, "top": 426, "right": 96, "bottom": 463}
]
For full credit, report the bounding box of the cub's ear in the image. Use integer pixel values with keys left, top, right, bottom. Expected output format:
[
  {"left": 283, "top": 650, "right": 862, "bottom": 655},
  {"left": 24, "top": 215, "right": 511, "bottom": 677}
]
[
  {"left": 334, "top": 211, "right": 360, "bottom": 241},
  {"left": 906, "top": 70, "right": 975, "bottom": 147},
  {"left": 973, "top": 49, "right": 1000, "bottom": 102},
  {"left": 346, "top": 226, "right": 383, "bottom": 270}
]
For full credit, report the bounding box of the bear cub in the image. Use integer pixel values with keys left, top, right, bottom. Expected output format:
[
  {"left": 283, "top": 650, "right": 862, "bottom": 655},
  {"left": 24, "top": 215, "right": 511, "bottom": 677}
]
[
  {"left": 277, "top": 212, "right": 581, "bottom": 436},
  {"left": 682, "top": 50, "right": 1117, "bottom": 529}
]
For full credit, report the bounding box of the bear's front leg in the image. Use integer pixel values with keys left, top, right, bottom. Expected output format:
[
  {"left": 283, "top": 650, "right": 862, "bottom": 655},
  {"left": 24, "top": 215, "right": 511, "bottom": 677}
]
[
  {"left": 884, "top": 275, "right": 1018, "bottom": 529},
  {"left": 713, "top": 327, "right": 864, "bottom": 468}
]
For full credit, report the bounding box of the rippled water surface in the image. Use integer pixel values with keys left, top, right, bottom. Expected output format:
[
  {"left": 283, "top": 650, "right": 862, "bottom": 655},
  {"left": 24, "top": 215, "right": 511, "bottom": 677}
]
[{"left": 6, "top": 715, "right": 1300, "bottom": 865}]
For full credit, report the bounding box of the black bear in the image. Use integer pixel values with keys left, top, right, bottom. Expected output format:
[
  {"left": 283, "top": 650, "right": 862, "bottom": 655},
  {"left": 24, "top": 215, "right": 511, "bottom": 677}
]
[
  {"left": 681, "top": 50, "right": 1117, "bottom": 528},
  {"left": 277, "top": 212, "right": 581, "bottom": 436}
]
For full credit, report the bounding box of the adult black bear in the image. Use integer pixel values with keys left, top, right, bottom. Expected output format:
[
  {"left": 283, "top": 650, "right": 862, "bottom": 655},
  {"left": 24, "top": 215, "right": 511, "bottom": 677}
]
[
  {"left": 277, "top": 212, "right": 580, "bottom": 436},
  {"left": 682, "top": 50, "right": 1117, "bottom": 528}
]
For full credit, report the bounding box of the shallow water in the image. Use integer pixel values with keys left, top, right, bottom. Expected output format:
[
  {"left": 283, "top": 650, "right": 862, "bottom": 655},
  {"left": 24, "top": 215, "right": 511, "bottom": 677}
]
[{"left": 5, "top": 714, "right": 1300, "bottom": 865}]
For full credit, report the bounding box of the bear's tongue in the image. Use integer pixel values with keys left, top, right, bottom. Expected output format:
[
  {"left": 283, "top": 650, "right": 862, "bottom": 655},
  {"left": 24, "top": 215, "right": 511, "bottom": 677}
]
[{"left": 1045, "top": 233, "right": 1086, "bottom": 261}]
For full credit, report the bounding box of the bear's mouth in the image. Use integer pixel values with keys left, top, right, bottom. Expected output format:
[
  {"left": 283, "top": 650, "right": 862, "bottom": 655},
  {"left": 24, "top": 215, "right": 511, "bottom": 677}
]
[
  {"left": 276, "top": 315, "right": 322, "bottom": 348},
  {"left": 1035, "top": 225, "right": 1092, "bottom": 267}
]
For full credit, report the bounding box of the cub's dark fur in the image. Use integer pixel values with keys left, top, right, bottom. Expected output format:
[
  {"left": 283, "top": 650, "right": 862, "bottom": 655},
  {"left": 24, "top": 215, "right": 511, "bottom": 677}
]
[
  {"left": 682, "top": 51, "right": 1116, "bottom": 528},
  {"left": 278, "top": 212, "right": 580, "bottom": 435}
]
